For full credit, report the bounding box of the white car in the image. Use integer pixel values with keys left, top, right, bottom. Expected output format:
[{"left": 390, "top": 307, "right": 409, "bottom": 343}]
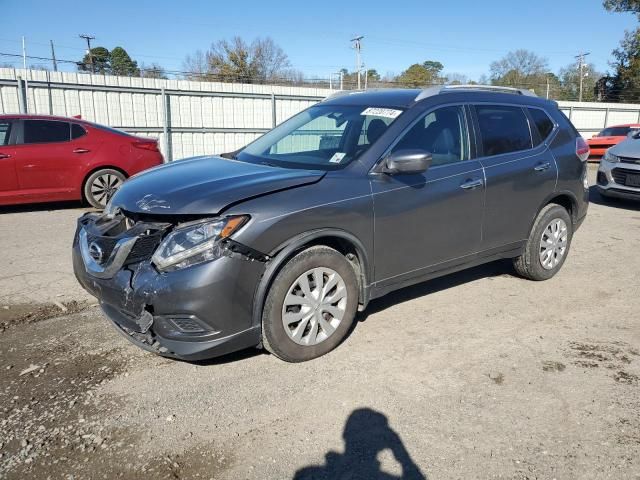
[{"left": 597, "top": 135, "right": 640, "bottom": 200}]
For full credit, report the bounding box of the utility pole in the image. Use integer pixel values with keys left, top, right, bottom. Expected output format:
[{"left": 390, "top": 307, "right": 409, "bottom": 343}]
[
  {"left": 79, "top": 34, "right": 95, "bottom": 73},
  {"left": 50, "top": 40, "right": 58, "bottom": 72},
  {"left": 575, "top": 51, "right": 590, "bottom": 102},
  {"left": 21, "top": 36, "right": 27, "bottom": 69},
  {"left": 364, "top": 64, "right": 368, "bottom": 90},
  {"left": 350, "top": 35, "right": 364, "bottom": 90}
]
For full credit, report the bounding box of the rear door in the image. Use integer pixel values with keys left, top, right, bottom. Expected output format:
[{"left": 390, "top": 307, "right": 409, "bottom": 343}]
[
  {"left": 472, "top": 104, "right": 557, "bottom": 252},
  {"left": 0, "top": 120, "right": 18, "bottom": 198},
  {"left": 13, "top": 119, "right": 77, "bottom": 196}
]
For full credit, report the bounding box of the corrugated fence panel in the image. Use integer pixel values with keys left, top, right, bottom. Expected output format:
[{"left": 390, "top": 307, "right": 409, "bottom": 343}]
[{"left": 16, "top": 68, "right": 640, "bottom": 158}]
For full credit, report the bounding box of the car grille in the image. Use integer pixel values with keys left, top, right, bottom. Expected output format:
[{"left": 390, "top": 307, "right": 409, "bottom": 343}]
[
  {"left": 85, "top": 228, "right": 164, "bottom": 265},
  {"left": 125, "top": 232, "right": 164, "bottom": 264},
  {"left": 611, "top": 167, "right": 640, "bottom": 185},
  {"left": 620, "top": 157, "right": 640, "bottom": 165}
]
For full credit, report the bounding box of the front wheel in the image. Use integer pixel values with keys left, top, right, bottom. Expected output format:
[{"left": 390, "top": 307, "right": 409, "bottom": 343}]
[
  {"left": 83, "top": 169, "right": 126, "bottom": 209},
  {"left": 262, "top": 246, "right": 359, "bottom": 362},
  {"left": 513, "top": 204, "right": 573, "bottom": 281}
]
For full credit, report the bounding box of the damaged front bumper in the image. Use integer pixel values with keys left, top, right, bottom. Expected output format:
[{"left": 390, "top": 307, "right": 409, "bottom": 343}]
[{"left": 72, "top": 212, "right": 267, "bottom": 361}]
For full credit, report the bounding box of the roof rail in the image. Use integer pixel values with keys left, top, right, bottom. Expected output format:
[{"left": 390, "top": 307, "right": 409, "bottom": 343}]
[{"left": 415, "top": 84, "right": 537, "bottom": 102}]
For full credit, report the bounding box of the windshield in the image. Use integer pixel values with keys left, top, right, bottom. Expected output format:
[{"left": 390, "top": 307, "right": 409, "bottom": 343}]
[
  {"left": 599, "top": 126, "right": 635, "bottom": 137},
  {"left": 236, "top": 105, "right": 403, "bottom": 170}
]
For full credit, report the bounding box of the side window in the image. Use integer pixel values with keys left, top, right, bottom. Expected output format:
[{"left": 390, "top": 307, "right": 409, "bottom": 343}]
[
  {"left": 392, "top": 105, "right": 469, "bottom": 167},
  {"left": 71, "top": 123, "right": 87, "bottom": 140},
  {"left": 527, "top": 108, "right": 555, "bottom": 145},
  {"left": 0, "top": 121, "right": 12, "bottom": 146},
  {"left": 23, "top": 120, "right": 70, "bottom": 144},
  {"left": 475, "top": 105, "right": 533, "bottom": 156}
]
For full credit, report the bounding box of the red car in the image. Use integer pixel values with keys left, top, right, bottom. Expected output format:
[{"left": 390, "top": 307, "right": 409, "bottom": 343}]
[
  {"left": 0, "top": 115, "right": 163, "bottom": 208},
  {"left": 587, "top": 123, "right": 640, "bottom": 158}
]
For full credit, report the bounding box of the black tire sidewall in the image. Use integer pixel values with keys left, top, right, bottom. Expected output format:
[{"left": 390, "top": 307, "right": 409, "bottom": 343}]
[
  {"left": 83, "top": 169, "right": 125, "bottom": 209},
  {"left": 262, "top": 246, "right": 359, "bottom": 362},
  {"left": 526, "top": 205, "right": 573, "bottom": 280}
]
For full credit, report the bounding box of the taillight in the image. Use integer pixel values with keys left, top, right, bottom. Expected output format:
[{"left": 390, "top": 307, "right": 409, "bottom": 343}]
[
  {"left": 576, "top": 137, "right": 590, "bottom": 162},
  {"left": 132, "top": 141, "right": 159, "bottom": 152}
]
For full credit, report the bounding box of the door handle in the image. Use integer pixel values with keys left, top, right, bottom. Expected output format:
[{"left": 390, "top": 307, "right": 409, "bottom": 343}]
[
  {"left": 460, "top": 179, "right": 484, "bottom": 190},
  {"left": 73, "top": 148, "right": 90, "bottom": 154},
  {"left": 0, "top": 153, "right": 10, "bottom": 159},
  {"left": 534, "top": 162, "right": 551, "bottom": 172}
]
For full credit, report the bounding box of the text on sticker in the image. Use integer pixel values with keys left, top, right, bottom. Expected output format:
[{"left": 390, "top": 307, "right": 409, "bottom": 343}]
[{"left": 361, "top": 107, "right": 403, "bottom": 119}]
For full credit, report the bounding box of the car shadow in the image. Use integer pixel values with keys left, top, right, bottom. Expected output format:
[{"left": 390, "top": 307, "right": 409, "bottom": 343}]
[
  {"left": 357, "top": 259, "right": 514, "bottom": 323},
  {"left": 0, "top": 200, "right": 92, "bottom": 214},
  {"left": 191, "top": 347, "right": 267, "bottom": 367},
  {"left": 588, "top": 185, "right": 640, "bottom": 211},
  {"left": 292, "top": 407, "right": 427, "bottom": 480}
]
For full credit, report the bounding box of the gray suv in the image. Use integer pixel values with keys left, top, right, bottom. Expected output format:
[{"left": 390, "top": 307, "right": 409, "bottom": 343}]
[{"left": 73, "top": 85, "right": 589, "bottom": 363}]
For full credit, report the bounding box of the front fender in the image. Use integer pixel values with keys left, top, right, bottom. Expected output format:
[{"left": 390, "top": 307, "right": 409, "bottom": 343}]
[{"left": 250, "top": 228, "right": 372, "bottom": 329}]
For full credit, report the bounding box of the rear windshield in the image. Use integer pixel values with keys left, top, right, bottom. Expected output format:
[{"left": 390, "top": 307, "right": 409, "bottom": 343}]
[{"left": 85, "top": 122, "right": 133, "bottom": 137}]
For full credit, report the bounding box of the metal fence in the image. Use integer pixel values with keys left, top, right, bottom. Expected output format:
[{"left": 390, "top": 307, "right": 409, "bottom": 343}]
[
  {"left": 557, "top": 101, "right": 640, "bottom": 138},
  {"left": 1, "top": 68, "right": 640, "bottom": 160},
  {"left": 0, "top": 68, "right": 330, "bottom": 161}
]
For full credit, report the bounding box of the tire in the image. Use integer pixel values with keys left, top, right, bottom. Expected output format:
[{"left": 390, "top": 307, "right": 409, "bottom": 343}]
[
  {"left": 513, "top": 204, "right": 573, "bottom": 281},
  {"left": 83, "top": 169, "right": 126, "bottom": 209},
  {"left": 262, "top": 246, "right": 359, "bottom": 362}
]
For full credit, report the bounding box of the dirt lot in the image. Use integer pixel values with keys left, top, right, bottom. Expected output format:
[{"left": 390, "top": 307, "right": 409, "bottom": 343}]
[{"left": 1, "top": 167, "right": 639, "bottom": 480}]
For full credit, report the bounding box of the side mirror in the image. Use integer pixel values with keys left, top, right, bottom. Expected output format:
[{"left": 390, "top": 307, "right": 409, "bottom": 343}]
[{"left": 383, "top": 149, "right": 432, "bottom": 175}]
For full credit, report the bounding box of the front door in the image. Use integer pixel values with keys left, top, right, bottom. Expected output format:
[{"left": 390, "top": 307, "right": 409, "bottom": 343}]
[{"left": 371, "top": 105, "right": 485, "bottom": 287}]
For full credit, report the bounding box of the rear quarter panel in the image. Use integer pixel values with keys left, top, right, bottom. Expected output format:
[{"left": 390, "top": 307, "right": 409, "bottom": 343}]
[{"left": 550, "top": 113, "right": 589, "bottom": 222}]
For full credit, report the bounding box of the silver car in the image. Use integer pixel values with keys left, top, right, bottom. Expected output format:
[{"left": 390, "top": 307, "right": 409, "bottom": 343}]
[{"left": 597, "top": 136, "right": 640, "bottom": 200}]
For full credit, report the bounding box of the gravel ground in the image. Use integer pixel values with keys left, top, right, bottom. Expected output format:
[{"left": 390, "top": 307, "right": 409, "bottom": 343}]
[{"left": 1, "top": 166, "right": 639, "bottom": 479}]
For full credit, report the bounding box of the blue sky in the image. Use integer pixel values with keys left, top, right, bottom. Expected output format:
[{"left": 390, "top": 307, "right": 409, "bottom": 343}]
[{"left": 2, "top": 0, "right": 637, "bottom": 80}]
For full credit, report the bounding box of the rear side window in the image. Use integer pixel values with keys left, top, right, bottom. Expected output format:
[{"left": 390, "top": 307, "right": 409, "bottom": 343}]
[
  {"left": 0, "top": 121, "right": 12, "bottom": 145},
  {"left": 528, "top": 108, "right": 555, "bottom": 144},
  {"left": 71, "top": 123, "right": 87, "bottom": 140},
  {"left": 475, "top": 105, "right": 532, "bottom": 157},
  {"left": 23, "top": 120, "right": 70, "bottom": 144}
]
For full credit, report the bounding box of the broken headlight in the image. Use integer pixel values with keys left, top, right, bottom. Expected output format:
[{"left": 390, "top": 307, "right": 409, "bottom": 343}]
[{"left": 152, "top": 216, "right": 248, "bottom": 271}]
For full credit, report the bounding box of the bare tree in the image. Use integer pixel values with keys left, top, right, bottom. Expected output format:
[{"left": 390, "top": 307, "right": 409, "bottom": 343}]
[
  {"left": 184, "top": 37, "right": 291, "bottom": 83},
  {"left": 251, "top": 37, "right": 290, "bottom": 81},
  {"left": 489, "top": 49, "right": 549, "bottom": 87},
  {"left": 443, "top": 72, "right": 469, "bottom": 85},
  {"left": 183, "top": 50, "right": 210, "bottom": 81},
  {"left": 140, "top": 63, "right": 168, "bottom": 79}
]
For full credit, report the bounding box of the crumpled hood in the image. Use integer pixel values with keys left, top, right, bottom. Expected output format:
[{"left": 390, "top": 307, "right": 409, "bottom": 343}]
[
  {"left": 110, "top": 155, "right": 325, "bottom": 215},
  {"left": 610, "top": 138, "right": 640, "bottom": 159}
]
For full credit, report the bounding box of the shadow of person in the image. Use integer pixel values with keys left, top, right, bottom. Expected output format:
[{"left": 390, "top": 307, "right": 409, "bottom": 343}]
[{"left": 293, "top": 408, "right": 427, "bottom": 480}]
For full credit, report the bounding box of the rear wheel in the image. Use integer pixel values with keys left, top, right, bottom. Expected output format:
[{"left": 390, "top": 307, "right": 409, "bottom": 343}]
[
  {"left": 513, "top": 204, "right": 573, "bottom": 281},
  {"left": 262, "top": 246, "right": 359, "bottom": 362},
  {"left": 83, "top": 169, "right": 126, "bottom": 209}
]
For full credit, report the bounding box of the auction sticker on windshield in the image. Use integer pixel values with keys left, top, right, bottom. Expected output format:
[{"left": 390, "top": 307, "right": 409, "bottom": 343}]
[
  {"left": 361, "top": 107, "right": 402, "bottom": 119},
  {"left": 329, "top": 152, "right": 347, "bottom": 163}
]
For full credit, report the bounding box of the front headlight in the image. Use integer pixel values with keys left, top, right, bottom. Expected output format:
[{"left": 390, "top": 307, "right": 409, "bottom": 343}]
[
  {"left": 152, "top": 216, "right": 248, "bottom": 271},
  {"left": 603, "top": 150, "right": 620, "bottom": 163}
]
